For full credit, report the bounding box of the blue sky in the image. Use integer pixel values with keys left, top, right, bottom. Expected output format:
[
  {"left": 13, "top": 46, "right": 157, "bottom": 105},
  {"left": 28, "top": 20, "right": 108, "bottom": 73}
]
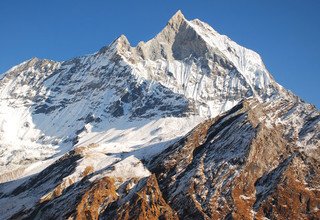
[{"left": 0, "top": 0, "right": 319, "bottom": 108}]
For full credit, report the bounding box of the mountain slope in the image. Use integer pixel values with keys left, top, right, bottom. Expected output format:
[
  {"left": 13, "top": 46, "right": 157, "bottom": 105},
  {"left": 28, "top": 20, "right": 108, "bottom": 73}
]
[
  {"left": 148, "top": 99, "right": 320, "bottom": 219},
  {"left": 1, "top": 98, "right": 318, "bottom": 219},
  {"left": 0, "top": 11, "right": 283, "bottom": 183},
  {"left": 0, "top": 10, "right": 319, "bottom": 219}
]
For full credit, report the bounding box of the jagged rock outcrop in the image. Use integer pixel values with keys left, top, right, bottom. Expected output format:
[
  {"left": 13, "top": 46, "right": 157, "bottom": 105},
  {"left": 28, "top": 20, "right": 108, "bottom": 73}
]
[
  {"left": 103, "top": 174, "right": 178, "bottom": 220},
  {"left": 74, "top": 176, "right": 118, "bottom": 220}
]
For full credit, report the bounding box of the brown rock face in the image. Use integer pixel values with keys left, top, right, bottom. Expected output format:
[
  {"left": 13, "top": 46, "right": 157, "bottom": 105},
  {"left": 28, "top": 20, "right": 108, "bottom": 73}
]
[
  {"left": 74, "top": 177, "right": 118, "bottom": 220},
  {"left": 111, "top": 174, "right": 178, "bottom": 220},
  {"left": 148, "top": 99, "right": 320, "bottom": 219},
  {"left": 254, "top": 156, "right": 320, "bottom": 219}
]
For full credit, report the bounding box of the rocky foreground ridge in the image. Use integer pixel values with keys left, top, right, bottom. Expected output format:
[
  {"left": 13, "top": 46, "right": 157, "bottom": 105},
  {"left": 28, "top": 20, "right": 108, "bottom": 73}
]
[{"left": 0, "top": 11, "right": 319, "bottom": 219}]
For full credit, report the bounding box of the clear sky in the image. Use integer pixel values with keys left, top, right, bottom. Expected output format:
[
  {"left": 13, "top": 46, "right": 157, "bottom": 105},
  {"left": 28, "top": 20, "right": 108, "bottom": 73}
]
[{"left": 0, "top": 0, "right": 319, "bottom": 108}]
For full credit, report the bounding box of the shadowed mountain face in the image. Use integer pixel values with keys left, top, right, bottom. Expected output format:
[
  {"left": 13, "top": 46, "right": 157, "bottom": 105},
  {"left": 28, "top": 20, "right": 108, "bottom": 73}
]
[{"left": 0, "top": 10, "right": 319, "bottom": 219}]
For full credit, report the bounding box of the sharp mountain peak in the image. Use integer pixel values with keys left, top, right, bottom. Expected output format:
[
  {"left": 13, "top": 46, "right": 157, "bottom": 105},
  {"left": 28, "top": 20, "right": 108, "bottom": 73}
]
[{"left": 167, "top": 9, "right": 186, "bottom": 27}]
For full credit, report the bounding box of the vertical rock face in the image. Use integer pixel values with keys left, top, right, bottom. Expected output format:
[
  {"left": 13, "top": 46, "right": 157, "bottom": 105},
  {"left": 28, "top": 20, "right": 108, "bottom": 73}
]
[{"left": 0, "top": 10, "right": 319, "bottom": 220}]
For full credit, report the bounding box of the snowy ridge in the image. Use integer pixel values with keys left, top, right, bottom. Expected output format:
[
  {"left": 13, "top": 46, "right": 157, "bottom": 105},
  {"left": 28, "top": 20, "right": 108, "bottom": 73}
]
[{"left": 189, "top": 18, "right": 273, "bottom": 95}]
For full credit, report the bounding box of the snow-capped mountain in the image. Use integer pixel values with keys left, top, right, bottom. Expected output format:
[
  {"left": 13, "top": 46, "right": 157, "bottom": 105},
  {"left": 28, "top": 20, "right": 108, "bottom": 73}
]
[{"left": 0, "top": 11, "right": 319, "bottom": 219}]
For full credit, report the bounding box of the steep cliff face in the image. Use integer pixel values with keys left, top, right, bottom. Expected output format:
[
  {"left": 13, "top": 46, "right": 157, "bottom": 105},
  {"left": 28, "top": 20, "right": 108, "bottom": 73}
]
[{"left": 0, "top": 10, "right": 319, "bottom": 220}]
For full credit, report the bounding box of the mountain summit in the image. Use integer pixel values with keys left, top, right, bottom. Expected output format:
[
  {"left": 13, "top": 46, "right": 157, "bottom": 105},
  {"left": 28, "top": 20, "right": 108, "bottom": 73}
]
[{"left": 0, "top": 11, "right": 319, "bottom": 219}]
